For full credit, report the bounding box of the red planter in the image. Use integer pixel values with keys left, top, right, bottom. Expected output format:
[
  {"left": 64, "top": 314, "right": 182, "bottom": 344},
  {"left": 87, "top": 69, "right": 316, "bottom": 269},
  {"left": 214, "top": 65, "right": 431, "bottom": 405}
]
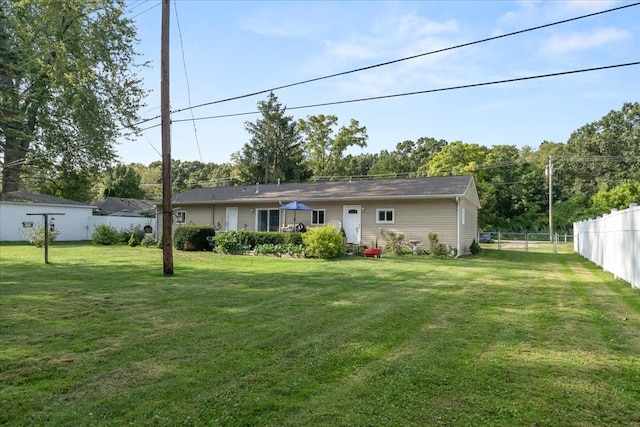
[{"left": 364, "top": 248, "right": 382, "bottom": 258}]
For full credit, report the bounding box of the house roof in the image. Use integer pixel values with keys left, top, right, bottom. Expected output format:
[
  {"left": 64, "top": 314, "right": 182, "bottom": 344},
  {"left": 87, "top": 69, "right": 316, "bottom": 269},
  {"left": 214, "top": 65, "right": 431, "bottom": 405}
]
[
  {"left": 92, "top": 197, "right": 156, "bottom": 216},
  {"left": 171, "top": 176, "right": 479, "bottom": 207},
  {"left": 0, "top": 190, "right": 89, "bottom": 206}
]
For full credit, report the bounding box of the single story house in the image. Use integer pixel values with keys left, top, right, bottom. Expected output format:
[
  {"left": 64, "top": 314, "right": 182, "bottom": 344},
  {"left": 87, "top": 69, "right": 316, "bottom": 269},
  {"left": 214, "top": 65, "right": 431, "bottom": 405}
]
[
  {"left": 159, "top": 175, "right": 480, "bottom": 255},
  {"left": 0, "top": 191, "right": 94, "bottom": 241}
]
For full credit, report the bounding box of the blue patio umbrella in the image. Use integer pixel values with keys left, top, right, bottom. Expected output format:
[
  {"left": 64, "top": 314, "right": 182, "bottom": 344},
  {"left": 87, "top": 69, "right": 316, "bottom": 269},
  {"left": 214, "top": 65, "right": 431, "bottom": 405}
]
[{"left": 279, "top": 200, "right": 313, "bottom": 231}]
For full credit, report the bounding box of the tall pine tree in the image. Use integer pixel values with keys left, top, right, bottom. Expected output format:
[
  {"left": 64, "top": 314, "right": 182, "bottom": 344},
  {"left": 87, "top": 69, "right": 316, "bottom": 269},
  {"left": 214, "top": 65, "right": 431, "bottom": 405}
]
[{"left": 235, "top": 92, "right": 307, "bottom": 184}]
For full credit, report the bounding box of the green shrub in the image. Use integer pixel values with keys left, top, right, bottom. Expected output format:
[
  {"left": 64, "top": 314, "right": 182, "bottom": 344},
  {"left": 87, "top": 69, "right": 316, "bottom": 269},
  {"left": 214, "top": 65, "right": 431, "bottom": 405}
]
[
  {"left": 121, "top": 225, "right": 145, "bottom": 244},
  {"left": 379, "top": 229, "right": 406, "bottom": 255},
  {"left": 470, "top": 239, "right": 481, "bottom": 255},
  {"left": 173, "top": 225, "right": 216, "bottom": 251},
  {"left": 21, "top": 224, "right": 59, "bottom": 248},
  {"left": 141, "top": 235, "right": 156, "bottom": 248},
  {"left": 92, "top": 224, "right": 120, "bottom": 245},
  {"left": 254, "top": 242, "right": 304, "bottom": 257},
  {"left": 302, "top": 226, "right": 345, "bottom": 259},
  {"left": 128, "top": 232, "right": 140, "bottom": 247},
  {"left": 251, "top": 232, "right": 286, "bottom": 247},
  {"left": 286, "top": 243, "right": 304, "bottom": 257},
  {"left": 284, "top": 233, "right": 303, "bottom": 246},
  {"left": 211, "top": 231, "right": 303, "bottom": 253},
  {"left": 212, "top": 230, "right": 251, "bottom": 253},
  {"left": 428, "top": 232, "right": 454, "bottom": 258},
  {"left": 255, "top": 244, "right": 285, "bottom": 257}
]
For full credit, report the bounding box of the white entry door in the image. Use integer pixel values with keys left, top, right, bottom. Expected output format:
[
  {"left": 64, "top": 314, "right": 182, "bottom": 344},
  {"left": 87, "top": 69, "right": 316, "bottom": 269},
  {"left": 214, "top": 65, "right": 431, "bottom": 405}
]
[
  {"left": 342, "top": 205, "right": 361, "bottom": 244},
  {"left": 226, "top": 207, "right": 238, "bottom": 231}
]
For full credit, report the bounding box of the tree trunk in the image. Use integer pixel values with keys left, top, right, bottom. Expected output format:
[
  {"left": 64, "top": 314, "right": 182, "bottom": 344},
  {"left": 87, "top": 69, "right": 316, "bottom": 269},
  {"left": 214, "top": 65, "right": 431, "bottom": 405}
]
[{"left": 1, "top": 135, "right": 28, "bottom": 193}]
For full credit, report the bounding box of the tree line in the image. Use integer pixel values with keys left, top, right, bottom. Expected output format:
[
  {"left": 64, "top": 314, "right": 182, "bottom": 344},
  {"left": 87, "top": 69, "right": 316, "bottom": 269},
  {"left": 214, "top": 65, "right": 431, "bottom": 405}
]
[{"left": 47, "top": 97, "right": 640, "bottom": 233}]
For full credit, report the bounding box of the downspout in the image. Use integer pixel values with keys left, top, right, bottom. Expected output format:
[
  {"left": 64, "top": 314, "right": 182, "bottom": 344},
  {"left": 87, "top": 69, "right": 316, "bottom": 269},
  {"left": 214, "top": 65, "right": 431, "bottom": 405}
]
[{"left": 456, "top": 197, "right": 461, "bottom": 258}]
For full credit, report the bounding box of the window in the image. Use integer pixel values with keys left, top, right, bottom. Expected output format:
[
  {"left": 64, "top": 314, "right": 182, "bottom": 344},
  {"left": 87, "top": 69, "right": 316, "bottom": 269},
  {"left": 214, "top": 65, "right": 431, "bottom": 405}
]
[
  {"left": 175, "top": 211, "right": 186, "bottom": 224},
  {"left": 461, "top": 207, "right": 466, "bottom": 225},
  {"left": 312, "top": 209, "right": 325, "bottom": 225},
  {"left": 257, "top": 209, "right": 280, "bottom": 232},
  {"left": 376, "top": 209, "right": 395, "bottom": 224}
]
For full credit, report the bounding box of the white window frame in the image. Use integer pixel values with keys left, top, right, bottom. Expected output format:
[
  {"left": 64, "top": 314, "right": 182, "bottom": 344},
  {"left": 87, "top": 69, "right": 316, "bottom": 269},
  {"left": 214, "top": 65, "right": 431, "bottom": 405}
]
[
  {"left": 461, "top": 207, "right": 466, "bottom": 225},
  {"left": 256, "top": 208, "right": 280, "bottom": 232},
  {"left": 376, "top": 208, "right": 395, "bottom": 224},
  {"left": 175, "top": 210, "right": 186, "bottom": 224},
  {"left": 311, "top": 209, "right": 326, "bottom": 225}
]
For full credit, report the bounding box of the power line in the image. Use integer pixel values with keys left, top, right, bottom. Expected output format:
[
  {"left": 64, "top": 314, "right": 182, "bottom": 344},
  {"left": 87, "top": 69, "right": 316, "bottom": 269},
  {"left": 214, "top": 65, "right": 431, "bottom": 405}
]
[
  {"left": 173, "top": 0, "right": 202, "bottom": 162},
  {"left": 169, "top": 1, "right": 640, "bottom": 116},
  {"left": 129, "top": 2, "right": 639, "bottom": 128},
  {"left": 130, "top": 2, "right": 160, "bottom": 20},
  {"left": 171, "top": 61, "right": 640, "bottom": 124}
]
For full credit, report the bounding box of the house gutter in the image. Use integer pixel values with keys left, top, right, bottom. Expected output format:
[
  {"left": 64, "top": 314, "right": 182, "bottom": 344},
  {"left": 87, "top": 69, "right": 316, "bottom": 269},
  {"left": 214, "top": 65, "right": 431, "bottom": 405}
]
[{"left": 456, "top": 196, "right": 461, "bottom": 258}]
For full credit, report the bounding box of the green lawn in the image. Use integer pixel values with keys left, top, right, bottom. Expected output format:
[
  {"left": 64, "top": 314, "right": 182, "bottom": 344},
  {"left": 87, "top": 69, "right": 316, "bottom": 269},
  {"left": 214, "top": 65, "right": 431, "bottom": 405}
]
[{"left": 1, "top": 243, "right": 639, "bottom": 426}]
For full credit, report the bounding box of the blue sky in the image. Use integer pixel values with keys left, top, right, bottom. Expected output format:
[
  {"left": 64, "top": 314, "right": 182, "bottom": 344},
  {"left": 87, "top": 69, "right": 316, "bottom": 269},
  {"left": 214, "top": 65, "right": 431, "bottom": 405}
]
[{"left": 119, "top": 0, "right": 640, "bottom": 165}]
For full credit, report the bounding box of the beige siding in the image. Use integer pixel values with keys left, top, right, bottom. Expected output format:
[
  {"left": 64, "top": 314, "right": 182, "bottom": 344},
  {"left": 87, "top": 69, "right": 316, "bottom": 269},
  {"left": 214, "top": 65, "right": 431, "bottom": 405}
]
[
  {"left": 179, "top": 206, "right": 214, "bottom": 226},
  {"left": 158, "top": 197, "right": 477, "bottom": 256},
  {"left": 157, "top": 205, "right": 214, "bottom": 237},
  {"left": 359, "top": 199, "right": 458, "bottom": 250}
]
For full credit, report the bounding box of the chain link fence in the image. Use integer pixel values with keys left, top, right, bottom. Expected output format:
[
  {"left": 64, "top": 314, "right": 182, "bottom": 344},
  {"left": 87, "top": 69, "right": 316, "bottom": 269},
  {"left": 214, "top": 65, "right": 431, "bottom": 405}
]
[{"left": 478, "top": 232, "right": 574, "bottom": 254}]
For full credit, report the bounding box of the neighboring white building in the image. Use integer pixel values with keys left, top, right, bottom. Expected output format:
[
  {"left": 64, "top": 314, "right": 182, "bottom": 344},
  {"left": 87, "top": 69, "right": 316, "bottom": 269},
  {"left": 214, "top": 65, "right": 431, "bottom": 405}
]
[
  {"left": 0, "top": 191, "right": 94, "bottom": 241},
  {"left": 0, "top": 191, "right": 158, "bottom": 242}
]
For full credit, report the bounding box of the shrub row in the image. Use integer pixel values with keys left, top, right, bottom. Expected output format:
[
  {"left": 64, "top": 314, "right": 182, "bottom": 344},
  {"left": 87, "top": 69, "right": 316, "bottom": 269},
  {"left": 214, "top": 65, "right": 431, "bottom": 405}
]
[
  {"left": 91, "top": 224, "right": 149, "bottom": 246},
  {"left": 212, "top": 230, "right": 303, "bottom": 253},
  {"left": 173, "top": 225, "right": 216, "bottom": 251}
]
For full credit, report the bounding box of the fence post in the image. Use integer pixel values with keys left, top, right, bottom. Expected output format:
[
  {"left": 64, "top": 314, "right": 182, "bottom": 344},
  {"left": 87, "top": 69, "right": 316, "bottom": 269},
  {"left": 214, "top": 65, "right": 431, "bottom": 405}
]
[
  {"left": 498, "top": 231, "right": 501, "bottom": 250},
  {"left": 631, "top": 203, "right": 638, "bottom": 289},
  {"left": 525, "top": 233, "right": 528, "bottom": 252},
  {"left": 554, "top": 232, "right": 558, "bottom": 254}
]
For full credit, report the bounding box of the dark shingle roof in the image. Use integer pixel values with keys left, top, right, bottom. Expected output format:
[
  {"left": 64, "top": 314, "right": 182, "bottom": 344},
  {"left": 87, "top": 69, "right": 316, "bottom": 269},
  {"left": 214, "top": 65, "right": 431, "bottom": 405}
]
[
  {"left": 172, "top": 176, "right": 474, "bottom": 204},
  {"left": 1, "top": 190, "right": 88, "bottom": 206},
  {"left": 92, "top": 197, "right": 156, "bottom": 215}
]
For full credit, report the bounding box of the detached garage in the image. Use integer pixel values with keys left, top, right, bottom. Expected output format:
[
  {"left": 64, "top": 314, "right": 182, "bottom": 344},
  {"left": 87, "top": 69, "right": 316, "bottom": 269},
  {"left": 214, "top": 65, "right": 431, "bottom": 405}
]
[{"left": 0, "top": 191, "right": 93, "bottom": 242}]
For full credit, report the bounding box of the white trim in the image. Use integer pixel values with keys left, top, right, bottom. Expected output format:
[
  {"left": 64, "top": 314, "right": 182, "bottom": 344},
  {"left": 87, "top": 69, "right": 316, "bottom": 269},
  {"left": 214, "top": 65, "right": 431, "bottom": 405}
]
[{"left": 375, "top": 208, "right": 395, "bottom": 224}]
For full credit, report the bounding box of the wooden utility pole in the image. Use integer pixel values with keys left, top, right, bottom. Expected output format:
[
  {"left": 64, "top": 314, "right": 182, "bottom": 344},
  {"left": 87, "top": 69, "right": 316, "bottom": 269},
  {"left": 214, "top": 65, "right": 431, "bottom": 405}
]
[{"left": 161, "top": 0, "right": 174, "bottom": 276}]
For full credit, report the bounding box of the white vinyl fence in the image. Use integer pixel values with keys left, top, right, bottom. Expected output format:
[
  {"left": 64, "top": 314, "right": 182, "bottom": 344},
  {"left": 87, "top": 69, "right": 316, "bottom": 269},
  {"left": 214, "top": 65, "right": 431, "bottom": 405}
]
[{"left": 574, "top": 203, "right": 639, "bottom": 289}]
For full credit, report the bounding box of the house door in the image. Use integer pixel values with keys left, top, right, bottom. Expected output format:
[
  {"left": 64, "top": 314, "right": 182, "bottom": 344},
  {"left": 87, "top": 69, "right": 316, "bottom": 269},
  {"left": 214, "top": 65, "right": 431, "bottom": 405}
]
[
  {"left": 226, "top": 207, "right": 238, "bottom": 231},
  {"left": 343, "top": 205, "right": 361, "bottom": 244}
]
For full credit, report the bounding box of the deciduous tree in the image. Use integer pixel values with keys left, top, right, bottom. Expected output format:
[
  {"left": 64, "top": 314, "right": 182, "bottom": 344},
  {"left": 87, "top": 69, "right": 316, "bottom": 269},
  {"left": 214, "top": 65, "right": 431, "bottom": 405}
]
[
  {"left": 297, "top": 114, "right": 367, "bottom": 177},
  {"left": 101, "top": 163, "right": 145, "bottom": 199},
  {"left": 0, "top": 0, "right": 145, "bottom": 194}
]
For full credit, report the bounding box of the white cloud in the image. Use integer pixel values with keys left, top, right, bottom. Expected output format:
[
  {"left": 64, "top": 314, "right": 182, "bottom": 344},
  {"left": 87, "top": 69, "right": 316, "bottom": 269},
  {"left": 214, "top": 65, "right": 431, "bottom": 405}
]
[
  {"left": 497, "top": 0, "right": 623, "bottom": 28},
  {"left": 311, "top": 12, "right": 463, "bottom": 95},
  {"left": 541, "top": 27, "right": 630, "bottom": 54},
  {"left": 324, "top": 39, "right": 378, "bottom": 60}
]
